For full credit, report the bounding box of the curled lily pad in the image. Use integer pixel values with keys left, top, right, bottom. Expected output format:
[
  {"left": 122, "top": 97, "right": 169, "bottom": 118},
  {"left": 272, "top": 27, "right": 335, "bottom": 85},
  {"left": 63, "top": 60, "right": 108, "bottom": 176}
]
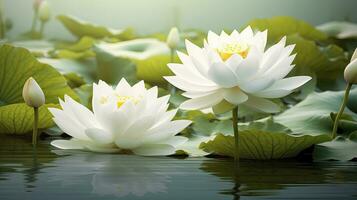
[
  {"left": 275, "top": 89, "right": 357, "bottom": 135},
  {"left": 200, "top": 120, "right": 330, "bottom": 160},
  {"left": 0, "top": 44, "right": 78, "bottom": 134},
  {"left": 94, "top": 39, "right": 169, "bottom": 60},
  {"left": 313, "top": 132, "right": 357, "bottom": 161},
  {"left": 317, "top": 21, "right": 357, "bottom": 39},
  {"left": 57, "top": 15, "right": 134, "bottom": 40}
]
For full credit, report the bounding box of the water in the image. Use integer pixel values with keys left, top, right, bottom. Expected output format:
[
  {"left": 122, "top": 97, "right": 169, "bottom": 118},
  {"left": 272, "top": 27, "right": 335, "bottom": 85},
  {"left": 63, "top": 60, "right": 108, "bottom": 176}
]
[{"left": 0, "top": 136, "right": 357, "bottom": 200}]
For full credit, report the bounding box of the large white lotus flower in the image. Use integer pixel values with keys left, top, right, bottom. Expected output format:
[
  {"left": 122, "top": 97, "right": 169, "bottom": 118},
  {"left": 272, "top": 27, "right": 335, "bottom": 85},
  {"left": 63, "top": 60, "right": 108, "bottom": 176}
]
[
  {"left": 49, "top": 79, "right": 191, "bottom": 156},
  {"left": 165, "top": 26, "right": 311, "bottom": 113}
]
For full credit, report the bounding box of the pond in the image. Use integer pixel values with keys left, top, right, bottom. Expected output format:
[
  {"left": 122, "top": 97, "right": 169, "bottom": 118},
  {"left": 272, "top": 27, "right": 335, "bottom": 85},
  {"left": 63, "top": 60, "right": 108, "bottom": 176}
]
[{"left": 1, "top": 136, "right": 356, "bottom": 200}]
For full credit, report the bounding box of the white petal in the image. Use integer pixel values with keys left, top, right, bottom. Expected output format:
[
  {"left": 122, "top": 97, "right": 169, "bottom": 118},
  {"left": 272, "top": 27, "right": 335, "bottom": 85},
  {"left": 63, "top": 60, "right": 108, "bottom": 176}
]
[
  {"left": 251, "top": 30, "right": 267, "bottom": 52},
  {"left": 223, "top": 87, "right": 248, "bottom": 105},
  {"left": 253, "top": 76, "right": 311, "bottom": 98},
  {"left": 225, "top": 54, "right": 243, "bottom": 72},
  {"left": 238, "top": 26, "right": 254, "bottom": 41},
  {"left": 260, "top": 36, "right": 287, "bottom": 72},
  {"left": 161, "top": 136, "right": 188, "bottom": 147},
  {"left": 180, "top": 91, "right": 224, "bottom": 110},
  {"left": 207, "top": 62, "right": 238, "bottom": 88},
  {"left": 167, "top": 63, "right": 214, "bottom": 86},
  {"left": 115, "top": 78, "right": 131, "bottom": 94},
  {"left": 85, "top": 128, "right": 113, "bottom": 145},
  {"left": 51, "top": 139, "right": 84, "bottom": 150},
  {"left": 164, "top": 76, "right": 218, "bottom": 92},
  {"left": 243, "top": 96, "right": 281, "bottom": 113},
  {"left": 144, "top": 120, "right": 192, "bottom": 143},
  {"left": 238, "top": 75, "right": 274, "bottom": 93},
  {"left": 49, "top": 108, "right": 89, "bottom": 141},
  {"left": 132, "top": 144, "right": 176, "bottom": 156},
  {"left": 64, "top": 95, "right": 99, "bottom": 128},
  {"left": 235, "top": 46, "right": 262, "bottom": 80},
  {"left": 207, "top": 30, "right": 220, "bottom": 47}
]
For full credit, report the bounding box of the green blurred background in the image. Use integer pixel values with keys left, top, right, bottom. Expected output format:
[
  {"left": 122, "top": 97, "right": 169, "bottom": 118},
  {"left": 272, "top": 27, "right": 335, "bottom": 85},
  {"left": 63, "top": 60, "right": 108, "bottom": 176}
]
[{"left": 3, "top": 0, "right": 357, "bottom": 39}]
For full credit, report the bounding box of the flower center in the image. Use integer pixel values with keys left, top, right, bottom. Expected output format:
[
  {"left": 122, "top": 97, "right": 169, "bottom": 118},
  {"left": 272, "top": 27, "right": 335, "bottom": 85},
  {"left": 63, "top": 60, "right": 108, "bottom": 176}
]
[
  {"left": 217, "top": 42, "right": 250, "bottom": 61},
  {"left": 116, "top": 95, "right": 140, "bottom": 108},
  {"left": 99, "top": 95, "right": 141, "bottom": 108}
]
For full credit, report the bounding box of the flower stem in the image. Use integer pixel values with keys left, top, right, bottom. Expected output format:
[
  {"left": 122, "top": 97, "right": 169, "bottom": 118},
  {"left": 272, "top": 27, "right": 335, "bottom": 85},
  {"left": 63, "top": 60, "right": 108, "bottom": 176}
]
[
  {"left": 31, "top": 11, "right": 38, "bottom": 33},
  {"left": 39, "top": 21, "right": 45, "bottom": 37},
  {"left": 232, "top": 106, "right": 239, "bottom": 162},
  {"left": 168, "top": 48, "right": 176, "bottom": 95},
  {"left": 32, "top": 107, "right": 39, "bottom": 146},
  {"left": 332, "top": 83, "right": 352, "bottom": 139}
]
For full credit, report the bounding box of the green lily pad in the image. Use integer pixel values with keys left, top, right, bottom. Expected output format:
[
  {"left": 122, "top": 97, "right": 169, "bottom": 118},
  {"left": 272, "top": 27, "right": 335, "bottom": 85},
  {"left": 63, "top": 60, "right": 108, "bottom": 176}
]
[
  {"left": 275, "top": 89, "right": 357, "bottom": 136},
  {"left": 0, "top": 104, "right": 58, "bottom": 134},
  {"left": 0, "top": 44, "right": 78, "bottom": 134},
  {"left": 55, "top": 36, "right": 96, "bottom": 52},
  {"left": 57, "top": 15, "right": 134, "bottom": 40},
  {"left": 317, "top": 21, "right": 357, "bottom": 39},
  {"left": 94, "top": 45, "right": 136, "bottom": 85},
  {"left": 247, "top": 16, "right": 327, "bottom": 43},
  {"left": 313, "top": 132, "right": 357, "bottom": 161},
  {"left": 11, "top": 40, "right": 54, "bottom": 56},
  {"left": 94, "top": 39, "right": 169, "bottom": 60},
  {"left": 287, "top": 35, "right": 348, "bottom": 80},
  {"left": 200, "top": 120, "right": 330, "bottom": 160},
  {"left": 136, "top": 55, "right": 178, "bottom": 85}
]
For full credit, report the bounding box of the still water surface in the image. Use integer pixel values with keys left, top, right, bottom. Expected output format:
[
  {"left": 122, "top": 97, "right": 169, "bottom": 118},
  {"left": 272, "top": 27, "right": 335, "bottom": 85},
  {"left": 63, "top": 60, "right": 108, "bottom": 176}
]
[{"left": 0, "top": 136, "right": 356, "bottom": 200}]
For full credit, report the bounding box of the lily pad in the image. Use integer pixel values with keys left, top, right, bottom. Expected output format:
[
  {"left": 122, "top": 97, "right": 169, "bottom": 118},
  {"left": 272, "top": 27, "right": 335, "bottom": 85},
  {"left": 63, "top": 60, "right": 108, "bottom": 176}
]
[
  {"left": 136, "top": 55, "right": 177, "bottom": 85},
  {"left": 317, "top": 21, "right": 357, "bottom": 39},
  {"left": 275, "top": 89, "right": 357, "bottom": 135},
  {"left": 200, "top": 120, "right": 330, "bottom": 160},
  {"left": 94, "top": 39, "right": 169, "bottom": 60},
  {"left": 57, "top": 15, "right": 134, "bottom": 40},
  {"left": 313, "top": 132, "right": 357, "bottom": 161},
  {"left": 247, "top": 16, "right": 327, "bottom": 43},
  {"left": 0, "top": 44, "right": 78, "bottom": 134}
]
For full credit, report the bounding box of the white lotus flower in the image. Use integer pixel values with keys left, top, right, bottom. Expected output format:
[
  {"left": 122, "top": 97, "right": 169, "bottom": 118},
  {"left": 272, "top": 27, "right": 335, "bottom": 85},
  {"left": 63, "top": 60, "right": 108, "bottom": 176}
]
[
  {"left": 165, "top": 26, "right": 311, "bottom": 113},
  {"left": 344, "top": 48, "right": 357, "bottom": 84},
  {"left": 49, "top": 78, "right": 191, "bottom": 156},
  {"left": 167, "top": 27, "right": 180, "bottom": 49},
  {"left": 38, "top": 1, "right": 50, "bottom": 22}
]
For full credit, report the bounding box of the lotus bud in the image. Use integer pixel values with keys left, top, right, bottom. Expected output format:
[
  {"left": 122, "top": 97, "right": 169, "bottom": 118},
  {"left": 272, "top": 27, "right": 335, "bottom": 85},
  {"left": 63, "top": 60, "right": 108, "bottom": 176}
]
[
  {"left": 33, "top": 0, "right": 43, "bottom": 11},
  {"left": 38, "top": 1, "right": 50, "bottom": 22},
  {"left": 22, "top": 77, "right": 45, "bottom": 108},
  {"left": 344, "top": 48, "right": 357, "bottom": 84},
  {"left": 166, "top": 27, "right": 180, "bottom": 49}
]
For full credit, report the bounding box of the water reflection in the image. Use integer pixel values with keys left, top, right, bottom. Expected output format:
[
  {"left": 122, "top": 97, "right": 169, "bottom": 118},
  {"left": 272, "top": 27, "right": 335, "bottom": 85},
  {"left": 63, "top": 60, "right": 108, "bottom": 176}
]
[
  {"left": 1, "top": 136, "right": 357, "bottom": 200},
  {"left": 43, "top": 152, "right": 170, "bottom": 197},
  {"left": 201, "top": 158, "right": 357, "bottom": 199}
]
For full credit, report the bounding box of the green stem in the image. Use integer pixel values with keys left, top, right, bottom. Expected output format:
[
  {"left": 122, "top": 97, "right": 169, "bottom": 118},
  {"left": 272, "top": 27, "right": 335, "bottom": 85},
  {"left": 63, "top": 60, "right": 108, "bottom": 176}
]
[
  {"left": 0, "top": 2, "right": 5, "bottom": 39},
  {"left": 32, "top": 107, "right": 39, "bottom": 146},
  {"left": 31, "top": 11, "right": 38, "bottom": 33},
  {"left": 232, "top": 106, "right": 239, "bottom": 162},
  {"left": 168, "top": 48, "right": 176, "bottom": 95},
  {"left": 332, "top": 83, "right": 352, "bottom": 139},
  {"left": 39, "top": 21, "right": 45, "bottom": 37}
]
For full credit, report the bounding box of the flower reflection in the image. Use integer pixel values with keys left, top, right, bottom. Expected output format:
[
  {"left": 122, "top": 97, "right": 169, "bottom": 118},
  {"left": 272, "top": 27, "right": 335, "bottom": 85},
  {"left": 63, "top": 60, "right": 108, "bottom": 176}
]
[{"left": 43, "top": 152, "right": 170, "bottom": 197}]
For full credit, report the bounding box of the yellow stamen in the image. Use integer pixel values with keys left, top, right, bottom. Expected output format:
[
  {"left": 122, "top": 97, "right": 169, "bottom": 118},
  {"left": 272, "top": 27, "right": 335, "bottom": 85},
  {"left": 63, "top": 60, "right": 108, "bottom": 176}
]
[
  {"left": 217, "top": 42, "right": 250, "bottom": 61},
  {"left": 115, "top": 95, "right": 140, "bottom": 108}
]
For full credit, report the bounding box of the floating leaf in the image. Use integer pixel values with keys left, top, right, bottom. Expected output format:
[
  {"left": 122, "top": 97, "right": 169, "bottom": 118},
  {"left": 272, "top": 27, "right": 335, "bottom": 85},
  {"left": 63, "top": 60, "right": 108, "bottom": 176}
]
[
  {"left": 55, "top": 36, "right": 96, "bottom": 52},
  {"left": 0, "top": 104, "right": 58, "bottom": 135},
  {"left": 313, "top": 132, "right": 357, "bottom": 161},
  {"left": 136, "top": 55, "right": 178, "bottom": 85},
  {"left": 11, "top": 40, "right": 54, "bottom": 56},
  {"left": 0, "top": 44, "right": 78, "bottom": 134},
  {"left": 275, "top": 89, "right": 357, "bottom": 136},
  {"left": 247, "top": 16, "right": 327, "bottom": 42},
  {"left": 287, "top": 35, "right": 348, "bottom": 80},
  {"left": 200, "top": 120, "right": 330, "bottom": 160},
  {"left": 94, "top": 39, "right": 169, "bottom": 60},
  {"left": 94, "top": 45, "right": 136, "bottom": 85},
  {"left": 57, "top": 15, "right": 134, "bottom": 40},
  {"left": 317, "top": 21, "right": 357, "bottom": 39}
]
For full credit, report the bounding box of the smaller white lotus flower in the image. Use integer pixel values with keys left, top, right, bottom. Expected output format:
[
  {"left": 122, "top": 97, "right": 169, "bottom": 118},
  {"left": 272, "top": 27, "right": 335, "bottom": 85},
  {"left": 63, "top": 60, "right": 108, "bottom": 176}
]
[
  {"left": 49, "top": 78, "right": 191, "bottom": 156},
  {"left": 33, "top": 0, "right": 43, "bottom": 11},
  {"left": 165, "top": 27, "right": 311, "bottom": 113},
  {"left": 166, "top": 27, "right": 180, "bottom": 49},
  {"left": 38, "top": 1, "right": 50, "bottom": 22},
  {"left": 22, "top": 77, "right": 45, "bottom": 108},
  {"left": 344, "top": 48, "right": 357, "bottom": 84}
]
